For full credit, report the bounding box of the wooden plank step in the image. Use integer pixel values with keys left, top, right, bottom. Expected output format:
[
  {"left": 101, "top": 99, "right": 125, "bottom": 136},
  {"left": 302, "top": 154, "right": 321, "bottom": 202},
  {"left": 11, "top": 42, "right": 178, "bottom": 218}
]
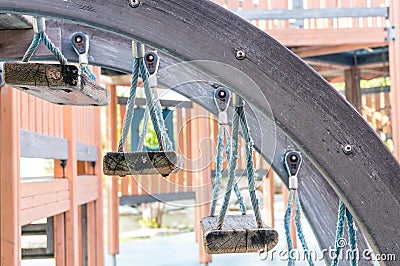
[
  {"left": 3, "top": 62, "right": 109, "bottom": 106},
  {"left": 201, "top": 215, "right": 278, "bottom": 254},
  {"left": 103, "top": 151, "right": 183, "bottom": 176}
]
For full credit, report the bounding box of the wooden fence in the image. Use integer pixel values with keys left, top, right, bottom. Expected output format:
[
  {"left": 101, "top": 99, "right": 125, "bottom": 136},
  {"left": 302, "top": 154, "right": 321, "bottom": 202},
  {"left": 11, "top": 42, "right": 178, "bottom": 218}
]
[{"left": 0, "top": 67, "right": 104, "bottom": 266}]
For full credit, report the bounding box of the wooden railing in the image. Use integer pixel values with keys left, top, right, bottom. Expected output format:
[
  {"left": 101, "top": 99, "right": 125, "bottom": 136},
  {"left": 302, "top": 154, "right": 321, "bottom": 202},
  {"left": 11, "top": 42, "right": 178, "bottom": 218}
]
[{"left": 0, "top": 67, "right": 104, "bottom": 266}]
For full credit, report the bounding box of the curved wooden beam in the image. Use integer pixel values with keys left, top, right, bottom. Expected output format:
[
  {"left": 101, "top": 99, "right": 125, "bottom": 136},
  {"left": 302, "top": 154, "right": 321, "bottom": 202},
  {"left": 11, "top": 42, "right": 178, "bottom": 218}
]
[
  {"left": 1, "top": 1, "right": 399, "bottom": 264},
  {"left": 8, "top": 20, "right": 367, "bottom": 265}
]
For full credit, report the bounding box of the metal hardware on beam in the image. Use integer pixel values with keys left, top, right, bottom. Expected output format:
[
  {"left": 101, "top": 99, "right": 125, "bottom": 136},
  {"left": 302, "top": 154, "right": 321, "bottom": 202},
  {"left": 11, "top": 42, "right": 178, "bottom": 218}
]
[
  {"left": 234, "top": 7, "right": 388, "bottom": 21},
  {"left": 385, "top": 26, "right": 396, "bottom": 42}
]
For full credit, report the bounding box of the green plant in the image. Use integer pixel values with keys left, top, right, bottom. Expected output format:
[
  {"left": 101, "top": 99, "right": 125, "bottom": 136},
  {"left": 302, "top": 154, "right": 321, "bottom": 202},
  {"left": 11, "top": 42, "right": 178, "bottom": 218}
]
[{"left": 138, "top": 218, "right": 159, "bottom": 229}]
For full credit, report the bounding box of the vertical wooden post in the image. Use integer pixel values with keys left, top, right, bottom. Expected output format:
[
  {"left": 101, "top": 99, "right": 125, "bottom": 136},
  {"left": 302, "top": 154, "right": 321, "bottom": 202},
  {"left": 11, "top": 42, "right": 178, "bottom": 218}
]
[
  {"left": 92, "top": 67, "right": 105, "bottom": 266},
  {"left": 192, "top": 104, "right": 212, "bottom": 265},
  {"left": 54, "top": 161, "right": 66, "bottom": 266},
  {"left": 106, "top": 84, "right": 120, "bottom": 257},
  {"left": 63, "top": 105, "right": 80, "bottom": 266},
  {"left": 0, "top": 85, "right": 21, "bottom": 266},
  {"left": 389, "top": 0, "right": 400, "bottom": 158},
  {"left": 263, "top": 169, "right": 275, "bottom": 228},
  {"left": 344, "top": 66, "right": 361, "bottom": 112}
]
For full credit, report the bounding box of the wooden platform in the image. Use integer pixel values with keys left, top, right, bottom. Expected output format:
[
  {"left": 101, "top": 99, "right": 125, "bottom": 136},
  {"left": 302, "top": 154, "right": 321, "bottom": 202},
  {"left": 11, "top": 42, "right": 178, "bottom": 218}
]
[
  {"left": 201, "top": 215, "right": 278, "bottom": 254},
  {"left": 103, "top": 151, "right": 183, "bottom": 176},
  {"left": 3, "top": 62, "right": 109, "bottom": 106}
]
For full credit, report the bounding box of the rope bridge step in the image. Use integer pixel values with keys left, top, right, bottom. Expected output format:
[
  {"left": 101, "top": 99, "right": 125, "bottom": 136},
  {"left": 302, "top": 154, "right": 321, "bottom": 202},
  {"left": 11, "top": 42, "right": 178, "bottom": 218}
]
[
  {"left": 103, "top": 151, "right": 183, "bottom": 176},
  {"left": 3, "top": 62, "right": 109, "bottom": 106},
  {"left": 201, "top": 215, "right": 278, "bottom": 254}
]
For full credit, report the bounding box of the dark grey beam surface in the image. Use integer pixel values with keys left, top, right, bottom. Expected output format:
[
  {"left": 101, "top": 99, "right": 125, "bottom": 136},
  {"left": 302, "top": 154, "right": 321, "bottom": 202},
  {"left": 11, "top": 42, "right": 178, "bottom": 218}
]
[
  {"left": 234, "top": 7, "right": 388, "bottom": 21},
  {"left": 1, "top": 2, "right": 397, "bottom": 264},
  {"left": 7, "top": 20, "right": 367, "bottom": 265},
  {"left": 120, "top": 192, "right": 195, "bottom": 205},
  {"left": 118, "top": 96, "right": 193, "bottom": 108}
]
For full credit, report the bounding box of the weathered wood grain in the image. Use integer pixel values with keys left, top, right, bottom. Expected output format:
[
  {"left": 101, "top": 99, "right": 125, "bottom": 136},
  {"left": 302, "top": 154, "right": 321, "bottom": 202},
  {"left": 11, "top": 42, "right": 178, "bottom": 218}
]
[
  {"left": 201, "top": 215, "right": 278, "bottom": 254},
  {"left": 3, "top": 21, "right": 365, "bottom": 265},
  {"left": 37, "top": 21, "right": 367, "bottom": 264},
  {"left": 0, "top": 14, "right": 31, "bottom": 30},
  {"left": 4, "top": 62, "right": 109, "bottom": 106},
  {"left": 0, "top": 3, "right": 396, "bottom": 263},
  {"left": 103, "top": 151, "right": 183, "bottom": 176}
]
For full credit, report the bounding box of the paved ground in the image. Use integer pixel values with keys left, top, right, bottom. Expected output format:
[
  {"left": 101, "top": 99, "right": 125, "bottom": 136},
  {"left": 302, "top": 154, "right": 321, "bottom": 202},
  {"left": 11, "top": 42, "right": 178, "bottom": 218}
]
[{"left": 22, "top": 196, "right": 329, "bottom": 266}]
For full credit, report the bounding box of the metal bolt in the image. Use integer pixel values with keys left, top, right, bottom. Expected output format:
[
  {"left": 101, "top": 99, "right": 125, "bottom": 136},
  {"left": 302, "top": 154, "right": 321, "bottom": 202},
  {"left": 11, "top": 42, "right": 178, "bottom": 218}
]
[
  {"left": 235, "top": 50, "right": 246, "bottom": 60},
  {"left": 343, "top": 144, "right": 353, "bottom": 155},
  {"left": 129, "top": 0, "right": 140, "bottom": 8}
]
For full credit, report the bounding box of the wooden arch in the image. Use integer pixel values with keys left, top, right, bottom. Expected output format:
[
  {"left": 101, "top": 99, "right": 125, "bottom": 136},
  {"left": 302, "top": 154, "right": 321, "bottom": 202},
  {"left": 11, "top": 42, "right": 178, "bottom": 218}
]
[{"left": 1, "top": 1, "right": 399, "bottom": 264}]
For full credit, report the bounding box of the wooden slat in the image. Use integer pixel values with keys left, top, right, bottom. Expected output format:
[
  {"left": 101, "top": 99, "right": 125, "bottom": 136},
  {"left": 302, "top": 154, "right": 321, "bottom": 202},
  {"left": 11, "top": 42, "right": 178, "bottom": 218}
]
[
  {"left": 77, "top": 142, "right": 98, "bottom": 162},
  {"left": 262, "top": 168, "right": 275, "bottom": 228},
  {"left": 21, "top": 190, "right": 70, "bottom": 210},
  {"left": 106, "top": 84, "right": 119, "bottom": 256},
  {"left": 20, "top": 91, "right": 29, "bottom": 129},
  {"left": 86, "top": 202, "right": 96, "bottom": 266},
  {"left": 4, "top": 63, "right": 110, "bottom": 106},
  {"left": 20, "top": 129, "right": 68, "bottom": 159},
  {"left": 28, "top": 94, "right": 36, "bottom": 131},
  {"left": 103, "top": 151, "right": 183, "bottom": 176},
  {"left": 63, "top": 105, "right": 79, "bottom": 266},
  {"left": 36, "top": 98, "right": 43, "bottom": 133},
  {"left": 0, "top": 85, "right": 21, "bottom": 265},
  {"left": 119, "top": 192, "right": 195, "bottom": 205},
  {"left": 21, "top": 199, "right": 70, "bottom": 226},
  {"left": 91, "top": 66, "right": 105, "bottom": 266},
  {"left": 54, "top": 161, "right": 66, "bottom": 266},
  {"left": 201, "top": 215, "right": 279, "bottom": 254},
  {"left": 76, "top": 176, "right": 99, "bottom": 205},
  {"left": 21, "top": 179, "right": 69, "bottom": 197},
  {"left": 268, "top": 27, "right": 387, "bottom": 46}
]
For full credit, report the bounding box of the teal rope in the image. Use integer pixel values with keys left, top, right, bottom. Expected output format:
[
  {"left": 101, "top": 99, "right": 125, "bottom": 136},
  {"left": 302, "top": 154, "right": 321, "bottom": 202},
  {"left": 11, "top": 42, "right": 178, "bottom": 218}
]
[
  {"left": 331, "top": 200, "right": 347, "bottom": 266},
  {"left": 137, "top": 107, "right": 150, "bottom": 152},
  {"left": 210, "top": 126, "right": 226, "bottom": 216},
  {"left": 331, "top": 200, "right": 358, "bottom": 266},
  {"left": 346, "top": 208, "right": 358, "bottom": 265},
  {"left": 210, "top": 127, "right": 225, "bottom": 216},
  {"left": 210, "top": 125, "right": 246, "bottom": 216},
  {"left": 284, "top": 190, "right": 314, "bottom": 266},
  {"left": 22, "top": 32, "right": 67, "bottom": 65},
  {"left": 294, "top": 191, "right": 315, "bottom": 266},
  {"left": 284, "top": 190, "right": 295, "bottom": 266},
  {"left": 80, "top": 64, "right": 97, "bottom": 81},
  {"left": 237, "top": 97, "right": 262, "bottom": 228},
  {"left": 216, "top": 101, "right": 242, "bottom": 229},
  {"left": 117, "top": 59, "right": 140, "bottom": 152},
  {"left": 224, "top": 125, "right": 246, "bottom": 215},
  {"left": 139, "top": 61, "right": 173, "bottom": 151}
]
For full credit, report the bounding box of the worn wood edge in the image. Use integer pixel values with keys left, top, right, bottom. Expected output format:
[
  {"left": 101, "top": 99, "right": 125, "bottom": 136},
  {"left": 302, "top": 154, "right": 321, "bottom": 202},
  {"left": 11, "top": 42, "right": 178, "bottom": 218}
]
[
  {"left": 201, "top": 215, "right": 279, "bottom": 254},
  {"left": 4, "top": 62, "right": 109, "bottom": 106},
  {"left": 0, "top": 9, "right": 382, "bottom": 262},
  {"left": 36, "top": 21, "right": 369, "bottom": 264},
  {"left": 103, "top": 151, "right": 184, "bottom": 176}
]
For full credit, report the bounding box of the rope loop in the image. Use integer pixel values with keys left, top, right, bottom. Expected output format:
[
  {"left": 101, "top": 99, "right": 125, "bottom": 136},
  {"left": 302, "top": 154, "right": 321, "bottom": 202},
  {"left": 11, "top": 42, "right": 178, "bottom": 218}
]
[{"left": 22, "top": 19, "right": 68, "bottom": 65}]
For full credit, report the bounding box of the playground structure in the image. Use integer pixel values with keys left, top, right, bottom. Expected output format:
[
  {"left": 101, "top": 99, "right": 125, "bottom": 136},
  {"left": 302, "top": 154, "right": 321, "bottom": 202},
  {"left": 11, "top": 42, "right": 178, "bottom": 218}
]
[{"left": 0, "top": 0, "right": 400, "bottom": 265}]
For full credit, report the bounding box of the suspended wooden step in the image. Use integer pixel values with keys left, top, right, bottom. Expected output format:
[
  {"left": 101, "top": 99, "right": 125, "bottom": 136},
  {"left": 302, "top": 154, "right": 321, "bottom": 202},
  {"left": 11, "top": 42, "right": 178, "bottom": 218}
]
[
  {"left": 3, "top": 62, "right": 109, "bottom": 106},
  {"left": 103, "top": 151, "right": 183, "bottom": 176},
  {"left": 201, "top": 215, "right": 278, "bottom": 254}
]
